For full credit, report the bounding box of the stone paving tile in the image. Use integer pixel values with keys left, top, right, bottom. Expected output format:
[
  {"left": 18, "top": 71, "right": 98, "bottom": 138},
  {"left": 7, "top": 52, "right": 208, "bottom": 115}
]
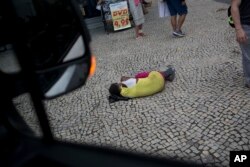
[{"left": 13, "top": 0, "right": 250, "bottom": 167}]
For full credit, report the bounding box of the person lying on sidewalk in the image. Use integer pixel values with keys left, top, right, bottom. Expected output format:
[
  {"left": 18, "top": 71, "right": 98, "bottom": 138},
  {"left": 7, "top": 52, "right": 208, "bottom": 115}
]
[{"left": 108, "top": 66, "right": 175, "bottom": 102}]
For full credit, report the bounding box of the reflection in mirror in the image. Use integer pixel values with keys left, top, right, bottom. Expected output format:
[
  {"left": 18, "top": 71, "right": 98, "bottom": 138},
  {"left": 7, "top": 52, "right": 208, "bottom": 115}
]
[
  {"left": 8, "top": 0, "right": 85, "bottom": 70},
  {"left": 0, "top": 45, "right": 21, "bottom": 74},
  {"left": 63, "top": 35, "right": 85, "bottom": 63},
  {"left": 37, "top": 61, "right": 89, "bottom": 99}
]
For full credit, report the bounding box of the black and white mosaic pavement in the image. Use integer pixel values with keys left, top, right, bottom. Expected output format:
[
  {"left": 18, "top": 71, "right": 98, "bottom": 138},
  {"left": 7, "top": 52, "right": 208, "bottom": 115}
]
[{"left": 14, "top": 0, "right": 250, "bottom": 166}]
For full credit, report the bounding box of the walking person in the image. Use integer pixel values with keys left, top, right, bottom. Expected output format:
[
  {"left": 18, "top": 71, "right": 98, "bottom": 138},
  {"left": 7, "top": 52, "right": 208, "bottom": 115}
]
[
  {"left": 164, "top": 0, "right": 188, "bottom": 37},
  {"left": 128, "top": 0, "right": 145, "bottom": 39},
  {"left": 231, "top": 0, "right": 250, "bottom": 88}
]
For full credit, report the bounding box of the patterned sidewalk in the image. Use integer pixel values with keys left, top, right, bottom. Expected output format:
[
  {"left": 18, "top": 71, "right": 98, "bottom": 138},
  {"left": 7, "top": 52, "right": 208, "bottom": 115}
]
[{"left": 15, "top": 0, "right": 249, "bottom": 166}]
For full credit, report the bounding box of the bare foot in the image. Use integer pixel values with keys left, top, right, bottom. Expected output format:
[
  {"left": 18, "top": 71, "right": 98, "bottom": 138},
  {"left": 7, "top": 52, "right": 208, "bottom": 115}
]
[
  {"left": 139, "top": 32, "right": 146, "bottom": 37},
  {"left": 136, "top": 36, "right": 142, "bottom": 40}
]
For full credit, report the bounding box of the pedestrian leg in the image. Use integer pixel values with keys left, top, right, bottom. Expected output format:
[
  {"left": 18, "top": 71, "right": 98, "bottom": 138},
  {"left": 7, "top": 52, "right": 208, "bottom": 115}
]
[
  {"left": 170, "top": 15, "right": 177, "bottom": 32},
  {"left": 135, "top": 25, "right": 140, "bottom": 39},
  {"left": 239, "top": 26, "right": 250, "bottom": 87},
  {"left": 177, "top": 14, "right": 186, "bottom": 32}
]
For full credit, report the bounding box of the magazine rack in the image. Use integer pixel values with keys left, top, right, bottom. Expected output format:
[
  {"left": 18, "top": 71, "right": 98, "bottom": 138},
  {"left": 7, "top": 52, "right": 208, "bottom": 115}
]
[{"left": 100, "top": 0, "right": 133, "bottom": 34}]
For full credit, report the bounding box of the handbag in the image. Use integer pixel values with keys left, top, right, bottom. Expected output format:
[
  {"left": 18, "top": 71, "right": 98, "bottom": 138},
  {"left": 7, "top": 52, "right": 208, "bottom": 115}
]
[
  {"left": 158, "top": 0, "right": 170, "bottom": 18},
  {"left": 227, "top": 6, "right": 235, "bottom": 28}
]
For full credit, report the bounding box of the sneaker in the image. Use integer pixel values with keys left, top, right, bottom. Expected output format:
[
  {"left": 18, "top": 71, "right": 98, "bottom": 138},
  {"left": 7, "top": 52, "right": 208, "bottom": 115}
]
[
  {"left": 164, "top": 65, "right": 176, "bottom": 82},
  {"left": 172, "top": 32, "right": 179, "bottom": 38},
  {"left": 173, "top": 30, "right": 185, "bottom": 37}
]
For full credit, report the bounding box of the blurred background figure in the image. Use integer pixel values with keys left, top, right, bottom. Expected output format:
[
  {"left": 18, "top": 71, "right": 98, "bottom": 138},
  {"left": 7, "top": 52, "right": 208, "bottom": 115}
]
[
  {"left": 231, "top": 0, "right": 250, "bottom": 88},
  {"left": 128, "top": 0, "right": 145, "bottom": 39},
  {"left": 164, "top": 0, "right": 188, "bottom": 37}
]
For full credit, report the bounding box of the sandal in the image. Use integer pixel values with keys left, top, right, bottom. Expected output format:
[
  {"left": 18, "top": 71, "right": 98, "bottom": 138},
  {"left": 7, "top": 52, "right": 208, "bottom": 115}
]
[
  {"left": 136, "top": 36, "right": 142, "bottom": 40},
  {"left": 139, "top": 32, "right": 146, "bottom": 37}
]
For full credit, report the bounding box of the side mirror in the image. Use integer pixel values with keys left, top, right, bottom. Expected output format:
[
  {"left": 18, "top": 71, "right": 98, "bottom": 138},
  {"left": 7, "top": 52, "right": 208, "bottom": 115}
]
[
  {"left": 35, "top": 35, "right": 95, "bottom": 99},
  {"left": 0, "top": 0, "right": 96, "bottom": 99}
]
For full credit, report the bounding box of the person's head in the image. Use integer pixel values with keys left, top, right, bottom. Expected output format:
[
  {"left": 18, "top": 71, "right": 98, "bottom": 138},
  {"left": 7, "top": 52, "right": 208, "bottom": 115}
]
[{"left": 109, "top": 83, "right": 121, "bottom": 96}]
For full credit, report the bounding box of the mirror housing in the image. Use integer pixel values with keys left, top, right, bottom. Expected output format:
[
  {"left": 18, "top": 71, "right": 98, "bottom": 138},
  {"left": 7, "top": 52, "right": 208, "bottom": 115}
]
[
  {"left": 37, "top": 56, "right": 91, "bottom": 99},
  {"left": 0, "top": 0, "right": 95, "bottom": 99}
]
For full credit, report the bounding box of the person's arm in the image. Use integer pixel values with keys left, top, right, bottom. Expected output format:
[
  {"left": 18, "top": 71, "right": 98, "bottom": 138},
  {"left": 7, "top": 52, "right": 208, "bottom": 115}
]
[
  {"left": 120, "top": 76, "right": 135, "bottom": 82},
  {"left": 231, "top": 0, "right": 248, "bottom": 43}
]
